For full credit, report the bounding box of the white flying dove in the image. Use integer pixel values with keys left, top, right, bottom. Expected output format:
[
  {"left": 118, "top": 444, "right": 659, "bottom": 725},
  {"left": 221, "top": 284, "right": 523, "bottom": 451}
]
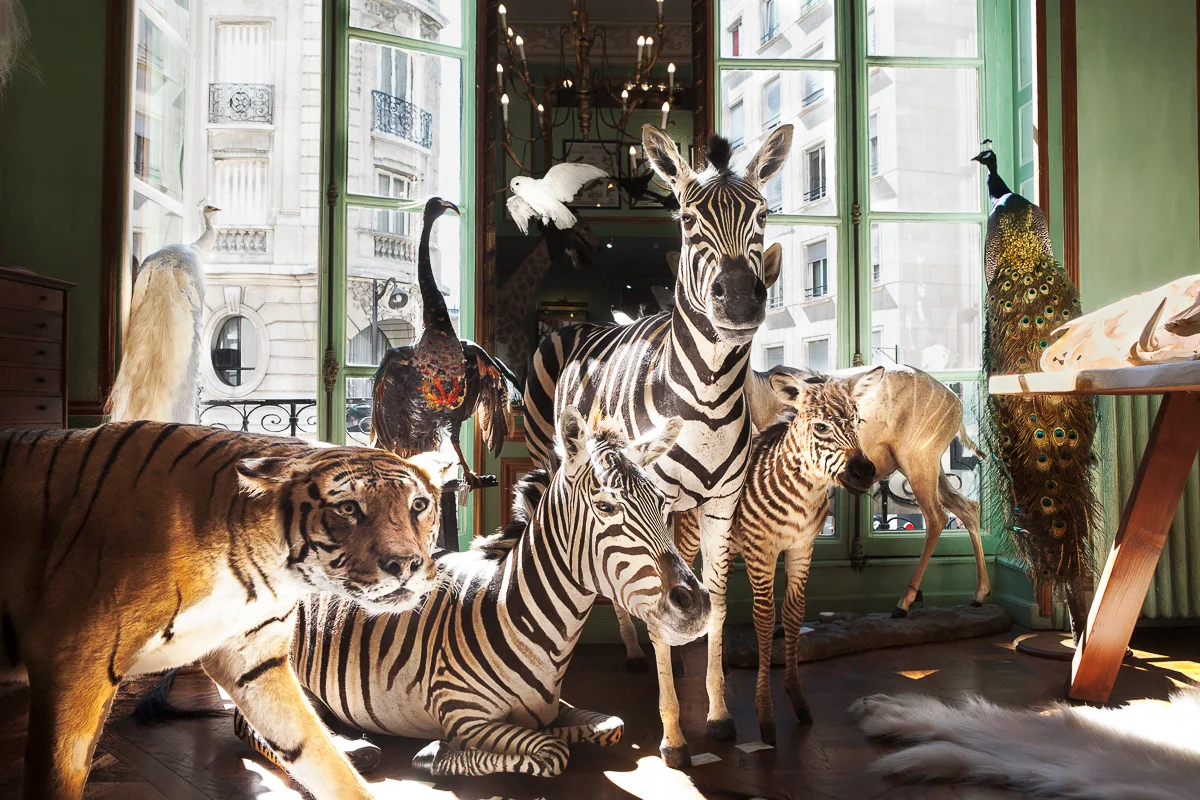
[{"left": 506, "top": 162, "right": 608, "bottom": 234}]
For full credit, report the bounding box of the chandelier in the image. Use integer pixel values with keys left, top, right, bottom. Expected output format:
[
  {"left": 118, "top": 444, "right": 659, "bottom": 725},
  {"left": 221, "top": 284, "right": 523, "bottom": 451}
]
[{"left": 495, "top": 0, "right": 686, "bottom": 174}]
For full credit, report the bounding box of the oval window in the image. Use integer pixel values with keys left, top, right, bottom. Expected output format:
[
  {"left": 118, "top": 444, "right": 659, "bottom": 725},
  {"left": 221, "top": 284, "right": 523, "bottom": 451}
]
[{"left": 212, "top": 315, "right": 259, "bottom": 387}]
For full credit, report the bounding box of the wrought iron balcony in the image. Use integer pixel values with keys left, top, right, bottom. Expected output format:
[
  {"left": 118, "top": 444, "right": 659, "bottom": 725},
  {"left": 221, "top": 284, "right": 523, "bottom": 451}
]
[
  {"left": 803, "top": 87, "right": 825, "bottom": 106},
  {"left": 200, "top": 398, "right": 317, "bottom": 438},
  {"left": 373, "top": 231, "right": 417, "bottom": 262},
  {"left": 209, "top": 83, "right": 274, "bottom": 124},
  {"left": 372, "top": 90, "right": 434, "bottom": 148},
  {"left": 805, "top": 283, "right": 829, "bottom": 299},
  {"left": 804, "top": 183, "right": 827, "bottom": 202}
]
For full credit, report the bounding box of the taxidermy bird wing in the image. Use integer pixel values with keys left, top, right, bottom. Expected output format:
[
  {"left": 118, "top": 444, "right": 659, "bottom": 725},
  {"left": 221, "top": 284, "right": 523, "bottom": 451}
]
[
  {"left": 371, "top": 346, "right": 441, "bottom": 458},
  {"left": 460, "top": 340, "right": 518, "bottom": 458},
  {"left": 542, "top": 162, "right": 608, "bottom": 203},
  {"left": 506, "top": 194, "right": 537, "bottom": 235}
]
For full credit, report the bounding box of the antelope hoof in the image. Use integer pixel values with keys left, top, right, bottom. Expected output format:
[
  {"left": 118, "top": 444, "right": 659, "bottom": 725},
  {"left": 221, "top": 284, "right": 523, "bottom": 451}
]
[
  {"left": 342, "top": 737, "right": 382, "bottom": 774},
  {"left": 412, "top": 740, "right": 446, "bottom": 773},
  {"left": 969, "top": 600, "right": 983, "bottom": 608},
  {"left": 706, "top": 717, "right": 736, "bottom": 741},
  {"left": 890, "top": 607, "right": 908, "bottom": 619},
  {"left": 914, "top": 589, "right": 923, "bottom": 602},
  {"left": 626, "top": 656, "right": 649, "bottom": 673},
  {"left": 759, "top": 720, "right": 776, "bottom": 746},
  {"left": 660, "top": 742, "right": 691, "bottom": 769}
]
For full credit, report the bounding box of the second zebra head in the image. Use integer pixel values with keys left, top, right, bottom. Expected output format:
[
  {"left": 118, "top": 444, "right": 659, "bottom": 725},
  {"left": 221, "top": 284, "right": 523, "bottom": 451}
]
[
  {"left": 767, "top": 367, "right": 884, "bottom": 494},
  {"left": 555, "top": 408, "right": 710, "bottom": 645}
]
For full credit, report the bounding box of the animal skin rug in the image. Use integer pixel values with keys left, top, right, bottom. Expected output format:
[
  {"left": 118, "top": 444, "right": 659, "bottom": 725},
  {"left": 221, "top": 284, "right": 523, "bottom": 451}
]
[{"left": 851, "top": 689, "right": 1200, "bottom": 800}]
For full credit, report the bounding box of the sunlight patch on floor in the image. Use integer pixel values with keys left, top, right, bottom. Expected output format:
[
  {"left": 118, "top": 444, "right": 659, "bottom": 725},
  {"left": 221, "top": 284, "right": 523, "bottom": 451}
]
[
  {"left": 897, "top": 669, "right": 939, "bottom": 680},
  {"left": 604, "top": 756, "right": 705, "bottom": 800}
]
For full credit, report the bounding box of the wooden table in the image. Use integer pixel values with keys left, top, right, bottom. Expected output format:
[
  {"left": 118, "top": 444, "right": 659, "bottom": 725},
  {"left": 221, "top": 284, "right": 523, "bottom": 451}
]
[{"left": 990, "top": 360, "right": 1200, "bottom": 703}]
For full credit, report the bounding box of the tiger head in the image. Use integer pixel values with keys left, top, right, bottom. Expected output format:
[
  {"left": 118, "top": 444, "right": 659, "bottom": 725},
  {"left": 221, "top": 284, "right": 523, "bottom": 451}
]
[{"left": 236, "top": 448, "right": 456, "bottom": 613}]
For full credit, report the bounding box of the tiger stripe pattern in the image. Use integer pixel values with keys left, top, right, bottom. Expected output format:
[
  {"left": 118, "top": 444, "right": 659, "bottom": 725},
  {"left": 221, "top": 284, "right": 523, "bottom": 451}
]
[
  {"left": 523, "top": 124, "right": 793, "bottom": 766},
  {"left": 0, "top": 422, "right": 452, "bottom": 800},
  {"left": 676, "top": 368, "right": 882, "bottom": 744},
  {"left": 234, "top": 409, "right": 708, "bottom": 777}
]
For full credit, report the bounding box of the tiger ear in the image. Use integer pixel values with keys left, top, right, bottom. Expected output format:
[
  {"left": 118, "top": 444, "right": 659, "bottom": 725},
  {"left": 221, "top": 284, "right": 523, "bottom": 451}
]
[
  {"left": 236, "top": 458, "right": 294, "bottom": 493},
  {"left": 407, "top": 450, "right": 457, "bottom": 489}
]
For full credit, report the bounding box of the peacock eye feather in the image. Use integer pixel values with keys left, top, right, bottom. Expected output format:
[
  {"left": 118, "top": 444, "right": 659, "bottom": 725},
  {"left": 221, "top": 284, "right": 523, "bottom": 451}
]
[
  {"left": 1051, "top": 518, "right": 1067, "bottom": 536},
  {"left": 1035, "top": 316, "right": 1045, "bottom": 326}
]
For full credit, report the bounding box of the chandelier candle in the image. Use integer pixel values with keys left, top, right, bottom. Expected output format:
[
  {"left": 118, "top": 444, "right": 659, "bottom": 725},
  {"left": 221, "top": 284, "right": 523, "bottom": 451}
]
[
  {"left": 660, "top": 101, "right": 669, "bottom": 128},
  {"left": 496, "top": 62, "right": 503, "bottom": 91},
  {"left": 668, "top": 62, "right": 675, "bottom": 92},
  {"left": 637, "top": 35, "right": 645, "bottom": 69},
  {"left": 501, "top": 92, "right": 509, "bottom": 124},
  {"left": 498, "top": 3, "right": 506, "bottom": 28}
]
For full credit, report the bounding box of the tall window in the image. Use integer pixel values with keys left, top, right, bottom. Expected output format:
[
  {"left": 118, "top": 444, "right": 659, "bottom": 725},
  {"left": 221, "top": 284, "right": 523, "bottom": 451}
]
[
  {"left": 728, "top": 101, "right": 745, "bottom": 147},
  {"left": 380, "top": 47, "right": 410, "bottom": 100},
  {"left": 870, "top": 221, "right": 882, "bottom": 283},
  {"left": 868, "top": 113, "right": 880, "bottom": 176},
  {"left": 730, "top": 20, "right": 742, "bottom": 57},
  {"left": 766, "top": 263, "right": 784, "bottom": 308},
  {"left": 803, "top": 46, "right": 825, "bottom": 105},
  {"left": 212, "top": 315, "right": 259, "bottom": 387},
  {"left": 805, "top": 240, "right": 829, "bottom": 298},
  {"left": 376, "top": 172, "right": 410, "bottom": 235},
  {"left": 763, "top": 79, "right": 781, "bottom": 129},
  {"left": 805, "top": 337, "right": 830, "bottom": 372},
  {"left": 763, "top": 344, "right": 785, "bottom": 368},
  {"left": 761, "top": 0, "right": 780, "bottom": 43},
  {"left": 765, "top": 173, "right": 783, "bottom": 213},
  {"left": 805, "top": 145, "right": 826, "bottom": 202}
]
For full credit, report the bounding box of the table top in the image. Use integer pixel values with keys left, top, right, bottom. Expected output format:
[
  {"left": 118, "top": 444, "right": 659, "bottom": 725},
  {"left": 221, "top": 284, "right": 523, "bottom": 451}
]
[{"left": 989, "top": 360, "right": 1200, "bottom": 396}]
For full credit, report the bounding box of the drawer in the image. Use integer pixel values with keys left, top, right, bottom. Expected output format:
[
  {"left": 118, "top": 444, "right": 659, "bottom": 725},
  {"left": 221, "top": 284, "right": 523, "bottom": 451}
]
[
  {"left": 0, "top": 338, "right": 62, "bottom": 368},
  {"left": 0, "top": 309, "right": 64, "bottom": 342},
  {"left": 0, "top": 366, "right": 61, "bottom": 395},
  {"left": 0, "top": 395, "right": 63, "bottom": 425},
  {"left": 0, "top": 279, "right": 64, "bottom": 314}
]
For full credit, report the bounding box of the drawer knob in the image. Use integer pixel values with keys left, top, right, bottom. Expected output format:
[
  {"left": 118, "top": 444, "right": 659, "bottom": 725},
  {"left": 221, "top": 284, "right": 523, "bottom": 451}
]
[
  {"left": 35, "top": 377, "right": 46, "bottom": 384},
  {"left": 36, "top": 404, "right": 47, "bottom": 411},
  {"left": 36, "top": 322, "right": 47, "bottom": 329},
  {"left": 39, "top": 295, "right": 47, "bottom": 301},
  {"left": 36, "top": 349, "right": 46, "bottom": 356}
]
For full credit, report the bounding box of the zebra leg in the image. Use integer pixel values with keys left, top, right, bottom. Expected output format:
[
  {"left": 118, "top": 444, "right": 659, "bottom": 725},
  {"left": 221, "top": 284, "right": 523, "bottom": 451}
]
[
  {"left": 232, "top": 707, "right": 382, "bottom": 775},
  {"left": 745, "top": 545, "right": 780, "bottom": 744},
  {"left": 649, "top": 628, "right": 690, "bottom": 768},
  {"left": 413, "top": 720, "right": 570, "bottom": 777},
  {"left": 782, "top": 546, "right": 814, "bottom": 724},
  {"left": 544, "top": 700, "right": 624, "bottom": 745},
  {"left": 699, "top": 512, "right": 736, "bottom": 741},
  {"left": 615, "top": 608, "right": 648, "bottom": 672},
  {"left": 892, "top": 463, "right": 949, "bottom": 617}
]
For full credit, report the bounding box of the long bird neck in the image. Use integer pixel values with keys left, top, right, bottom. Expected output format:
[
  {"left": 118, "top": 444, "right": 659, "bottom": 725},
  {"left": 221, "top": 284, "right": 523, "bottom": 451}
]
[
  {"left": 193, "top": 210, "right": 218, "bottom": 253},
  {"left": 418, "top": 211, "right": 451, "bottom": 333},
  {"left": 983, "top": 155, "right": 1012, "bottom": 202}
]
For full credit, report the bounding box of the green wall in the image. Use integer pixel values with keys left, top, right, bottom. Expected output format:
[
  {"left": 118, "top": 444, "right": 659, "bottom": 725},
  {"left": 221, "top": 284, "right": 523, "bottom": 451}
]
[{"left": 0, "top": 0, "right": 109, "bottom": 410}]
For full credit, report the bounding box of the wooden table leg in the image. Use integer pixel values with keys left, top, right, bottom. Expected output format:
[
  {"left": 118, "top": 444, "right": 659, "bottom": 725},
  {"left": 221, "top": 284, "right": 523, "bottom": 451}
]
[{"left": 1069, "top": 391, "right": 1200, "bottom": 703}]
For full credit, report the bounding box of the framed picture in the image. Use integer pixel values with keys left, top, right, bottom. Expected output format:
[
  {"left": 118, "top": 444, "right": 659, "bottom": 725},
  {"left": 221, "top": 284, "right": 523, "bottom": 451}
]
[
  {"left": 561, "top": 141, "right": 620, "bottom": 209},
  {"left": 536, "top": 300, "right": 588, "bottom": 342},
  {"left": 628, "top": 141, "right": 694, "bottom": 208},
  {"left": 499, "top": 457, "right": 537, "bottom": 529}
]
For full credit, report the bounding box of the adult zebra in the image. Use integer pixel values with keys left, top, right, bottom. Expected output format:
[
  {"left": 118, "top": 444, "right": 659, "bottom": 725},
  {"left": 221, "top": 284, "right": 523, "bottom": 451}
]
[
  {"left": 231, "top": 409, "right": 708, "bottom": 777},
  {"left": 524, "top": 123, "right": 794, "bottom": 766}
]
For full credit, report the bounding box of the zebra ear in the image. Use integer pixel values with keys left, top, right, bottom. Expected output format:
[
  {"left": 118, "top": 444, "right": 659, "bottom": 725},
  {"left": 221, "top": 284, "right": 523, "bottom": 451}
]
[
  {"left": 744, "top": 124, "right": 793, "bottom": 189},
  {"left": 626, "top": 416, "right": 683, "bottom": 467},
  {"left": 642, "top": 125, "right": 694, "bottom": 192},
  {"left": 768, "top": 372, "right": 804, "bottom": 405},
  {"left": 851, "top": 366, "right": 885, "bottom": 402},
  {"left": 236, "top": 457, "right": 294, "bottom": 494},
  {"left": 763, "top": 243, "right": 783, "bottom": 288},
  {"left": 557, "top": 406, "right": 588, "bottom": 473}
]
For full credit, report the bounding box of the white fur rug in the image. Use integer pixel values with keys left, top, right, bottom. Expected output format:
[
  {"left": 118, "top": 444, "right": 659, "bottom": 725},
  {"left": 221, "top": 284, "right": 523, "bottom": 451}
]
[{"left": 851, "top": 690, "right": 1200, "bottom": 799}]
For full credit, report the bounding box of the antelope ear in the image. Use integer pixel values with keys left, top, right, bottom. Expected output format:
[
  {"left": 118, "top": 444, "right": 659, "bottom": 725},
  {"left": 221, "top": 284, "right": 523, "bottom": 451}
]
[
  {"left": 763, "top": 243, "right": 783, "bottom": 288},
  {"left": 744, "top": 124, "right": 793, "bottom": 188},
  {"left": 557, "top": 406, "right": 588, "bottom": 474},
  {"left": 851, "top": 366, "right": 885, "bottom": 402},
  {"left": 626, "top": 417, "right": 683, "bottom": 467},
  {"left": 642, "top": 125, "right": 694, "bottom": 193},
  {"left": 768, "top": 372, "right": 805, "bottom": 405},
  {"left": 407, "top": 450, "right": 458, "bottom": 489},
  {"left": 236, "top": 458, "right": 294, "bottom": 494}
]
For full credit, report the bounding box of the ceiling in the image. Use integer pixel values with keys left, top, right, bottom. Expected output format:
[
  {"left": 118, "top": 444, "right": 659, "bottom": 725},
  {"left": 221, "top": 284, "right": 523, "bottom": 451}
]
[{"left": 508, "top": 0, "right": 691, "bottom": 24}]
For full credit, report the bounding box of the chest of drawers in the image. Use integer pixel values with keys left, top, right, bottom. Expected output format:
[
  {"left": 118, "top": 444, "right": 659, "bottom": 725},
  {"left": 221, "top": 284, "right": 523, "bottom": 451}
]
[{"left": 0, "top": 267, "right": 75, "bottom": 428}]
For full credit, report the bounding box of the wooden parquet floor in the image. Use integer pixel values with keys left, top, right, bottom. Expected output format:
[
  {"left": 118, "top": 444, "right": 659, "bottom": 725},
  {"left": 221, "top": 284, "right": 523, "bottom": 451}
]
[{"left": 2, "top": 624, "right": 1199, "bottom": 800}]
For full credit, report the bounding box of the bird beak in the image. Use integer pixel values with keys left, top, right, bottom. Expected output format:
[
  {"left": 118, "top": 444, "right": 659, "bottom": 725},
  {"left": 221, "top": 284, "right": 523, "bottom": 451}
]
[
  {"left": 444, "top": 201, "right": 461, "bottom": 216},
  {"left": 970, "top": 152, "right": 986, "bottom": 164}
]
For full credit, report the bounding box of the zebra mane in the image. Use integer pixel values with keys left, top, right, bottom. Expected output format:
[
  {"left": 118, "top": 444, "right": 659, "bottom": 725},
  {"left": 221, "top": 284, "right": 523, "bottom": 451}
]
[
  {"left": 705, "top": 135, "right": 733, "bottom": 173},
  {"left": 755, "top": 410, "right": 797, "bottom": 455},
  {"left": 469, "top": 469, "right": 551, "bottom": 559}
]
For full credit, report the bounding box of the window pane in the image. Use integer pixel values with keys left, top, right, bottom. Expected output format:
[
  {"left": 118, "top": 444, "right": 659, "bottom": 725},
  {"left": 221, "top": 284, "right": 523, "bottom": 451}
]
[
  {"left": 867, "top": 0, "right": 978, "bottom": 58},
  {"left": 134, "top": 12, "right": 188, "bottom": 201},
  {"left": 348, "top": 41, "right": 462, "bottom": 201},
  {"left": 751, "top": 223, "right": 839, "bottom": 371},
  {"left": 867, "top": 67, "right": 980, "bottom": 212},
  {"left": 346, "top": 205, "right": 459, "bottom": 368},
  {"left": 346, "top": 377, "right": 375, "bottom": 447},
  {"left": 870, "top": 222, "right": 981, "bottom": 371},
  {"left": 722, "top": 69, "right": 838, "bottom": 215},
  {"left": 350, "top": 0, "right": 463, "bottom": 48},
  {"left": 720, "top": 0, "right": 834, "bottom": 58}
]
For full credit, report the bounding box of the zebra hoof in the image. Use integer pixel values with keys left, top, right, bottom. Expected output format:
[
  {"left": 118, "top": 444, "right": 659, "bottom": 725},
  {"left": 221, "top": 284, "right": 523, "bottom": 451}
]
[
  {"left": 969, "top": 600, "right": 983, "bottom": 608},
  {"left": 412, "top": 740, "right": 445, "bottom": 773},
  {"left": 660, "top": 742, "right": 691, "bottom": 769},
  {"left": 759, "top": 721, "right": 776, "bottom": 746},
  {"left": 625, "top": 656, "right": 649, "bottom": 673},
  {"left": 795, "top": 704, "right": 814, "bottom": 726},
  {"left": 890, "top": 607, "right": 908, "bottom": 619},
  {"left": 341, "top": 737, "right": 381, "bottom": 774},
  {"left": 706, "top": 717, "right": 736, "bottom": 741}
]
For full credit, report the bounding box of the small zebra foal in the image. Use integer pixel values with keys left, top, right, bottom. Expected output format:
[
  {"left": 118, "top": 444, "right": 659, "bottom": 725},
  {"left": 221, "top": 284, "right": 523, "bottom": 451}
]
[
  {"left": 677, "top": 367, "right": 883, "bottom": 744},
  {"left": 235, "top": 408, "right": 709, "bottom": 778}
]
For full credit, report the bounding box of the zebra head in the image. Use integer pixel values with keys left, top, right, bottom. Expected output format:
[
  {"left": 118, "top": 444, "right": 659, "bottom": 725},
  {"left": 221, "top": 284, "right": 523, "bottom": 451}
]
[
  {"left": 642, "top": 123, "right": 793, "bottom": 346},
  {"left": 767, "top": 367, "right": 885, "bottom": 494},
  {"left": 555, "top": 407, "right": 710, "bottom": 646}
]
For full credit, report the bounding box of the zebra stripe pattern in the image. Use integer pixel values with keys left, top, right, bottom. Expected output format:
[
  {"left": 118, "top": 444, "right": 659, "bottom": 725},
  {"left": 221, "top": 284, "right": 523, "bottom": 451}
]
[
  {"left": 676, "top": 367, "right": 883, "bottom": 744},
  {"left": 236, "top": 410, "right": 707, "bottom": 778},
  {"left": 522, "top": 124, "right": 794, "bottom": 766}
]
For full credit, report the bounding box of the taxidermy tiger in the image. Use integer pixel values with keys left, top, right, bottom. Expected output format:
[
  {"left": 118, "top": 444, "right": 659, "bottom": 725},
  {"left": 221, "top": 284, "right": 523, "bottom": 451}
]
[{"left": 0, "top": 421, "right": 452, "bottom": 800}]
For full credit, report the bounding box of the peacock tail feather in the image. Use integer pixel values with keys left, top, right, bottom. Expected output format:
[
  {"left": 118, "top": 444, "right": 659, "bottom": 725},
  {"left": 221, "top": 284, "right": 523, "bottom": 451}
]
[{"left": 981, "top": 196, "right": 1099, "bottom": 623}]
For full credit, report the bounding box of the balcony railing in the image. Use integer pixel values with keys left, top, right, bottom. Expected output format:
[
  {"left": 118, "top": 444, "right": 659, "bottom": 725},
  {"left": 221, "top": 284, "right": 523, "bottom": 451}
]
[
  {"left": 209, "top": 83, "right": 274, "bottom": 124},
  {"left": 800, "top": 0, "right": 824, "bottom": 17},
  {"left": 200, "top": 398, "right": 317, "bottom": 438},
  {"left": 372, "top": 91, "right": 434, "bottom": 148},
  {"left": 804, "top": 183, "right": 826, "bottom": 202},
  {"left": 374, "top": 232, "right": 417, "bottom": 262},
  {"left": 803, "top": 87, "right": 825, "bottom": 106},
  {"left": 215, "top": 228, "right": 270, "bottom": 255},
  {"left": 767, "top": 293, "right": 785, "bottom": 310},
  {"left": 805, "top": 284, "right": 829, "bottom": 299}
]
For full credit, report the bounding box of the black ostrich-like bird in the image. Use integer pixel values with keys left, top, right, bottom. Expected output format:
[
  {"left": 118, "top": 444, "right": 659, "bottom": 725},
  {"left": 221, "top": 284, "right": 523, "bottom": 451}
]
[{"left": 371, "top": 197, "right": 518, "bottom": 489}]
